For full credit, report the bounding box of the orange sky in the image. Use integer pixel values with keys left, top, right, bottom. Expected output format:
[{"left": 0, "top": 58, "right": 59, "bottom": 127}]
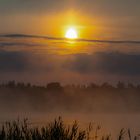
[{"left": 0, "top": 0, "right": 140, "bottom": 40}]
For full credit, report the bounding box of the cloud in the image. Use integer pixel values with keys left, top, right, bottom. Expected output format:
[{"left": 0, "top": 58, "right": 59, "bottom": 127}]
[
  {"left": 63, "top": 52, "right": 140, "bottom": 76},
  {"left": 0, "top": 35, "right": 140, "bottom": 84},
  {"left": 0, "top": 42, "right": 43, "bottom": 47},
  {"left": 0, "top": 51, "right": 54, "bottom": 73},
  {"left": 0, "top": 51, "right": 27, "bottom": 72},
  {"left": 1, "top": 34, "right": 140, "bottom": 45}
]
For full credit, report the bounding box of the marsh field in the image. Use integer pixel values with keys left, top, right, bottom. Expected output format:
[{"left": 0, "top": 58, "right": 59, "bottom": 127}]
[{"left": 0, "top": 82, "right": 140, "bottom": 140}]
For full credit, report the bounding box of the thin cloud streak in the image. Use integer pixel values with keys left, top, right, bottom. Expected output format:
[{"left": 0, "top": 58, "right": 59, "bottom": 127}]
[{"left": 1, "top": 34, "right": 140, "bottom": 44}]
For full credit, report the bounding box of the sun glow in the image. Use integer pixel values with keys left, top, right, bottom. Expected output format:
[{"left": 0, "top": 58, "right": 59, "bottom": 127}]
[{"left": 65, "top": 28, "right": 78, "bottom": 39}]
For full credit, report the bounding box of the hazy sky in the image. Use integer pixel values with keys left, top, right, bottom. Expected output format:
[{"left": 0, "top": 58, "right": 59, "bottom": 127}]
[
  {"left": 0, "top": 35, "right": 140, "bottom": 84},
  {"left": 0, "top": 0, "right": 140, "bottom": 40},
  {"left": 0, "top": 0, "right": 140, "bottom": 84}
]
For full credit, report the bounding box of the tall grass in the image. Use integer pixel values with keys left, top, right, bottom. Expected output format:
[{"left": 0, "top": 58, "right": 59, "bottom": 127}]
[{"left": 0, "top": 117, "right": 139, "bottom": 140}]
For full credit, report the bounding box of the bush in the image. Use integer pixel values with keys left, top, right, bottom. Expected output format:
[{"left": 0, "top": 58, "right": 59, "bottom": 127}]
[
  {"left": 0, "top": 117, "right": 86, "bottom": 140},
  {"left": 0, "top": 117, "right": 139, "bottom": 140}
]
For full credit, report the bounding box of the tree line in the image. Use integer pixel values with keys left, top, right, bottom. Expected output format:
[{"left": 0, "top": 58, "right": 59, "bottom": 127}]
[{"left": 0, "top": 80, "right": 140, "bottom": 91}]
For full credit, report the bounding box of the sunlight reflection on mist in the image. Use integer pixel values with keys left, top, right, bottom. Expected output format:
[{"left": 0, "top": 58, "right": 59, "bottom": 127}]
[{"left": 0, "top": 36, "right": 140, "bottom": 55}]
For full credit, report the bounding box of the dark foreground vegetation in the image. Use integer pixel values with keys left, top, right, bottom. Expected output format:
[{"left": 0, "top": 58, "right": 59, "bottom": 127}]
[
  {"left": 0, "top": 81, "right": 140, "bottom": 112},
  {"left": 0, "top": 117, "right": 139, "bottom": 140}
]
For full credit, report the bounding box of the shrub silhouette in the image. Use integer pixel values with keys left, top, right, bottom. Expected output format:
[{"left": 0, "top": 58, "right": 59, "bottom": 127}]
[
  {"left": 0, "top": 118, "right": 139, "bottom": 140},
  {"left": 46, "top": 82, "right": 63, "bottom": 92},
  {"left": 0, "top": 117, "right": 86, "bottom": 140}
]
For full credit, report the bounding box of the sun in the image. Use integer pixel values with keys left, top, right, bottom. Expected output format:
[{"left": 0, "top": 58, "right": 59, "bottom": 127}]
[{"left": 65, "top": 28, "right": 78, "bottom": 39}]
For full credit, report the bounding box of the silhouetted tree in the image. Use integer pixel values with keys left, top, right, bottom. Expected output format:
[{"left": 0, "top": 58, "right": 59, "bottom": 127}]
[
  {"left": 26, "top": 83, "right": 31, "bottom": 88},
  {"left": 127, "top": 83, "right": 135, "bottom": 89},
  {"left": 46, "top": 82, "right": 63, "bottom": 92},
  {"left": 101, "top": 82, "right": 113, "bottom": 89},
  {"left": 89, "top": 83, "right": 98, "bottom": 89},
  {"left": 7, "top": 80, "right": 15, "bottom": 88},
  {"left": 17, "top": 82, "right": 25, "bottom": 88},
  {"left": 117, "top": 81, "right": 125, "bottom": 89}
]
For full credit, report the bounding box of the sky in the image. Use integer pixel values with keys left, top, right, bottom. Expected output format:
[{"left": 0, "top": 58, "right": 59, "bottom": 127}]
[
  {"left": 0, "top": 0, "right": 140, "bottom": 40},
  {"left": 0, "top": 0, "right": 140, "bottom": 84}
]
